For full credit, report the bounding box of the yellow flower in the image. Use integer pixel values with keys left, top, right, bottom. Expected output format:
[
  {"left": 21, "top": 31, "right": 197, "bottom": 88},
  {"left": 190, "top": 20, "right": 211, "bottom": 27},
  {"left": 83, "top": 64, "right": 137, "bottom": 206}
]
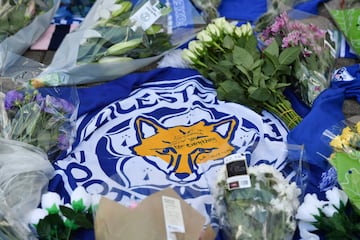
[
  {"left": 340, "top": 127, "right": 354, "bottom": 146},
  {"left": 330, "top": 135, "right": 344, "bottom": 150},
  {"left": 355, "top": 121, "right": 360, "bottom": 133}
]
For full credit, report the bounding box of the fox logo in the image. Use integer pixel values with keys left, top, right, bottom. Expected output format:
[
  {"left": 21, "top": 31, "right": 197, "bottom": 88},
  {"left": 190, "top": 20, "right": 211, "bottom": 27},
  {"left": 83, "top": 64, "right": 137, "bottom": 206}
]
[{"left": 132, "top": 117, "right": 237, "bottom": 182}]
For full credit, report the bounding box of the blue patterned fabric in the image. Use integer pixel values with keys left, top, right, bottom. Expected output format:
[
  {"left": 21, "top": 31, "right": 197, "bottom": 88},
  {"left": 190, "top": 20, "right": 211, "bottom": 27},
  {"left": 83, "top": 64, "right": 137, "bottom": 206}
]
[{"left": 49, "top": 67, "right": 291, "bottom": 237}]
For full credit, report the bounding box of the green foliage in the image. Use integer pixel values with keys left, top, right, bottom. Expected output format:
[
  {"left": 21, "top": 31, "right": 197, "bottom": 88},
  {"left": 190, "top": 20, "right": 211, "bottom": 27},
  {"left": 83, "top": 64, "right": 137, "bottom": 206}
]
[
  {"left": 313, "top": 202, "right": 360, "bottom": 240},
  {"left": 36, "top": 206, "right": 93, "bottom": 240}
]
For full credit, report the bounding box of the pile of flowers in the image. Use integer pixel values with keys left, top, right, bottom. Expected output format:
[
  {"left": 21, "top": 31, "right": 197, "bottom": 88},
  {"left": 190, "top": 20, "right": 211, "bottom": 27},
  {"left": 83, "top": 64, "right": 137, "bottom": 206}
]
[
  {"left": 213, "top": 162, "right": 301, "bottom": 239},
  {"left": 27, "top": 186, "right": 99, "bottom": 240},
  {"left": 296, "top": 186, "right": 360, "bottom": 239},
  {"left": 295, "top": 121, "right": 360, "bottom": 239},
  {"left": 0, "top": 0, "right": 54, "bottom": 42},
  {"left": 259, "top": 11, "right": 335, "bottom": 106},
  {"left": 76, "top": 0, "right": 173, "bottom": 64},
  {"left": 1, "top": 87, "right": 76, "bottom": 159},
  {"left": 182, "top": 17, "right": 302, "bottom": 129}
]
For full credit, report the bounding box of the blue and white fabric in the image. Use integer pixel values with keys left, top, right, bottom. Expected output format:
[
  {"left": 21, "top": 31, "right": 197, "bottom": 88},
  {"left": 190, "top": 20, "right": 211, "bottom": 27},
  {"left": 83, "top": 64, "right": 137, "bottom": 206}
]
[{"left": 49, "top": 67, "right": 289, "bottom": 232}]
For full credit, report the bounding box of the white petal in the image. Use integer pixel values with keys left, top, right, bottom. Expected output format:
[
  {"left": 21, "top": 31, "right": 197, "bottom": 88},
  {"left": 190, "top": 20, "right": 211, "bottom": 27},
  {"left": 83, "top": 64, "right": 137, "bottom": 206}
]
[
  {"left": 322, "top": 203, "right": 337, "bottom": 217},
  {"left": 71, "top": 186, "right": 92, "bottom": 210},
  {"left": 326, "top": 187, "right": 348, "bottom": 208},
  {"left": 41, "top": 192, "right": 62, "bottom": 210},
  {"left": 99, "top": 9, "right": 111, "bottom": 19},
  {"left": 296, "top": 193, "right": 324, "bottom": 222},
  {"left": 298, "top": 221, "right": 319, "bottom": 240},
  {"left": 26, "top": 208, "right": 48, "bottom": 225}
]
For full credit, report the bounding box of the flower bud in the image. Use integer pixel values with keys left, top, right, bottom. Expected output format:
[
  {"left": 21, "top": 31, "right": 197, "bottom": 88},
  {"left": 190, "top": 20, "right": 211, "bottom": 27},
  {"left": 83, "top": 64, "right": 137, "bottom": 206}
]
[
  {"left": 71, "top": 186, "right": 92, "bottom": 212},
  {"left": 197, "top": 30, "right": 212, "bottom": 42},
  {"left": 188, "top": 41, "right": 203, "bottom": 55},
  {"left": 181, "top": 49, "right": 197, "bottom": 64},
  {"left": 41, "top": 192, "right": 62, "bottom": 214},
  {"left": 206, "top": 23, "right": 220, "bottom": 37}
]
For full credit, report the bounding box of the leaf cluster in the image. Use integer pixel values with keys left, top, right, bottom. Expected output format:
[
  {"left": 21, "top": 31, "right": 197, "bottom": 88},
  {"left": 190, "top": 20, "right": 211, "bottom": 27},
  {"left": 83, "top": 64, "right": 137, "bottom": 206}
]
[
  {"left": 36, "top": 206, "right": 93, "bottom": 240},
  {"left": 201, "top": 32, "right": 300, "bottom": 113},
  {"left": 313, "top": 201, "right": 360, "bottom": 240}
]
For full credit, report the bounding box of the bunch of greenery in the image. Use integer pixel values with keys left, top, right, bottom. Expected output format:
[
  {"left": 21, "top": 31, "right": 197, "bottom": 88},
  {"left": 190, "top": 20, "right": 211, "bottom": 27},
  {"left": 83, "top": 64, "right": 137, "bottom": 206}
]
[
  {"left": 214, "top": 164, "right": 301, "bottom": 239},
  {"left": 182, "top": 17, "right": 302, "bottom": 129}
]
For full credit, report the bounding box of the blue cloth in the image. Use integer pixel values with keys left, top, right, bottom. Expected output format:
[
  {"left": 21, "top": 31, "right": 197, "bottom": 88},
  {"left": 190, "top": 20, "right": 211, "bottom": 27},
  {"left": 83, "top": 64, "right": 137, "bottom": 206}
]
[{"left": 218, "top": 0, "right": 328, "bottom": 22}]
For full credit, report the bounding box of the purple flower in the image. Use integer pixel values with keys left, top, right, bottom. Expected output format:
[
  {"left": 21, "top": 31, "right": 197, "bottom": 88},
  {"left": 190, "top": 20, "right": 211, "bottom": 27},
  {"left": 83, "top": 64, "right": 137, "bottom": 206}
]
[
  {"left": 44, "top": 96, "right": 75, "bottom": 114},
  {"left": 319, "top": 167, "right": 338, "bottom": 192},
  {"left": 4, "top": 90, "right": 24, "bottom": 110},
  {"left": 58, "top": 133, "right": 70, "bottom": 150}
]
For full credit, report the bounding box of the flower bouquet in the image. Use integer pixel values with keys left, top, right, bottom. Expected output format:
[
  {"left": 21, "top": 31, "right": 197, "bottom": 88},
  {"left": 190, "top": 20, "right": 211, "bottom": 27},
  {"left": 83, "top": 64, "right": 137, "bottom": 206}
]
[
  {"left": 258, "top": 11, "right": 336, "bottom": 106},
  {"left": 26, "top": 186, "right": 99, "bottom": 240},
  {"left": 0, "top": 77, "right": 78, "bottom": 239},
  {"left": 31, "top": 0, "right": 206, "bottom": 86},
  {"left": 182, "top": 17, "right": 302, "bottom": 129},
  {"left": 322, "top": 120, "right": 360, "bottom": 213},
  {"left": 211, "top": 154, "right": 301, "bottom": 240},
  {"left": 296, "top": 186, "right": 360, "bottom": 240},
  {"left": 0, "top": 0, "right": 60, "bottom": 55}
]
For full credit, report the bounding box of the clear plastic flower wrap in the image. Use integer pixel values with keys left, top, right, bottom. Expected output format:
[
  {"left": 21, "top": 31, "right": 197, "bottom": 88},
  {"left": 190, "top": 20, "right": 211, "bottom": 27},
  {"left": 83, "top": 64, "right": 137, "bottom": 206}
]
[
  {"left": 0, "top": 138, "right": 54, "bottom": 240},
  {"left": 321, "top": 119, "right": 360, "bottom": 214},
  {"left": 31, "top": 0, "right": 206, "bottom": 86},
  {"left": 0, "top": 0, "right": 60, "bottom": 55},
  {"left": 325, "top": 0, "right": 360, "bottom": 57},
  {"left": 206, "top": 151, "right": 303, "bottom": 240},
  {"left": 1, "top": 52, "right": 79, "bottom": 160}
]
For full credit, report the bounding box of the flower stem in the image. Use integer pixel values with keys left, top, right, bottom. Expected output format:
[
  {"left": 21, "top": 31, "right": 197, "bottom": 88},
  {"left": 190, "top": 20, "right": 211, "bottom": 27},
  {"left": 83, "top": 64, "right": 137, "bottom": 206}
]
[{"left": 263, "top": 99, "right": 302, "bottom": 130}]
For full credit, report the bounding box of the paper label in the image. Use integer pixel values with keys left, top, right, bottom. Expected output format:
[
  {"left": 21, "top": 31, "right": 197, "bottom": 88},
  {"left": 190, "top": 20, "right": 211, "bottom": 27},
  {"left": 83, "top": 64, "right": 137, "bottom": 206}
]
[
  {"left": 224, "top": 153, "right": 251, "bottom": 190},
  {"left": 130, "top": 1, "right": 163, "bottom": 31},
  {"left": 162, "top": 195, "right": 185, "bottom": 240}
]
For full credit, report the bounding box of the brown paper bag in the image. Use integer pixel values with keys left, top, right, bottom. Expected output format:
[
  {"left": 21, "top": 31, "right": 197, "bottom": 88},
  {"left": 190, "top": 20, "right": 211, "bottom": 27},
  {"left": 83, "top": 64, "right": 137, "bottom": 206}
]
[{"left": 95, "top": 188, "right": 215, "bottom": 240}]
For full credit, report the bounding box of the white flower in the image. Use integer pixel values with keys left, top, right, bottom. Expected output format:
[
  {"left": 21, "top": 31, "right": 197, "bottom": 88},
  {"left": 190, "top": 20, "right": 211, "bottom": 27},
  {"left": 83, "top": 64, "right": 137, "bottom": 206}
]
[
  {"left": 321, "top": 187, "right": 348, "bottom": 217},
  {"left": 296, "top": 193, "right": 325, "bottom": 222},
  {"left": 188, "top": 41, "right": 203, "bottom": 55},
  {"left": 298, "top": 221, "right": 319, "bottom": 240},
  {"left": 206, "top": 23, "right": 221, "bottom": 37},
  {"left": 41, "top": 192, "right": 63, "bottom": 214},
  {"left": 325, "top": 186, "right": 348, "bottom": 209},
  {"left": 181, "top": 49, "right": 197, "bottom": 64},
  {"left": 26, "top": 208, "right": 48, "bottom": 225},
  {"left": 94, "top": 0, "right": 123, "bottom": 21},
  {"left": 71, "top": 186, "right": 92, "bottom": 212},
  {"left": 213, "top": 17, "right": 235, "bottom": 35},
  {"left": 197, "top": 30, "right": 212, "bottom": 42}
]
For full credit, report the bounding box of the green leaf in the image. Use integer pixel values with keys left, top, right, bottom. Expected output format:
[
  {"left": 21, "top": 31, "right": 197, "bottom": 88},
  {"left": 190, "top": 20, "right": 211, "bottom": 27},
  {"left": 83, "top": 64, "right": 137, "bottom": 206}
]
[
  {"left": 249, "top": 87, "right": 271, "bottom": 102},
  {"left": 263, "top": 40, "right": 279, "bottom": 58},
  {"left": 223, "top": 35, "right": 235, "bottom": 49},
  {"left": 233, "top": 46, "right": 254, "bottom": 69},
  {"left": 278, "top": 47, "right": 301, "bottom": 65},
  {"left": 60, "top": 205, "right": 77, "bottom": 219},
  {"left": 73, "top": 214, "right": 93, "bottom": 229}
]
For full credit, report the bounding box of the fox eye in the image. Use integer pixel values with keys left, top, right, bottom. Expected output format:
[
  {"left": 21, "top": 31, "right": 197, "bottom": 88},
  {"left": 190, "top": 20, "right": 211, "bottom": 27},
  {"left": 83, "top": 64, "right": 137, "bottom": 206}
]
[{"left": 157, "top": 147, "right": 176, "bottom": 155}]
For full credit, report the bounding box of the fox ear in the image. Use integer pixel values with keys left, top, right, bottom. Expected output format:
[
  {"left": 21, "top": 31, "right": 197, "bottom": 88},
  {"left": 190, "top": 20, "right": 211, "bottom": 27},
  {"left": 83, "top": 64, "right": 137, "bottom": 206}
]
[
  {"left": 211, "top": 118, "right": 237, "bottom": 141},
  {"left": 135, "top": 117, "right": 166, "bottom": 140}
]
